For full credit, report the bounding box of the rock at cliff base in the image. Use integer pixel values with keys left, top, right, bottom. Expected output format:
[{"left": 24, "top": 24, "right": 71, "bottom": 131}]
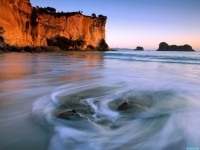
[
  {"left": 24, "top": 46, "right": 34, "bottom": 52},
  {"left": 98, "top": 39, "right": 109, "bottom": 51},
  {"left": 0, "top": 50, "right": 4, "bottom": 54},
  {"left": 32, "top": 46, "right": 44, "bottom": 53},
  {"left": 87, "top": 45, "right": 95, "bottom": 50},
  {"left": 41, "top": 46, "right": 60, "bottom": 52},
  {"left": 0, "top": 36, "right": 6, "bottom": 50},
  {"left": 6, "top": 46, "right": 21, "bottom": 52}
]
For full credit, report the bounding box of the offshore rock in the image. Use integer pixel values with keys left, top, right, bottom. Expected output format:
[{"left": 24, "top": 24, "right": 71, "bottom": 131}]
[
  {"left": 56, "top": 109, "right": 85, "bottom": 120},
  {"left": 134, "top": 46, "right": 144, "bottom": 51},
  {"left": 157, "top": 42, "right": 195, "bottom": 51},
  {"left": 0, "top": 0, "right": 108, "bottom": 50}
]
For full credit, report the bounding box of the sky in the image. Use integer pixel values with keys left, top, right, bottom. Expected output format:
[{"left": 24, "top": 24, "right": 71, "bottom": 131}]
[{"left": 30, "top": 0, "right": 200, "bottom": 50}]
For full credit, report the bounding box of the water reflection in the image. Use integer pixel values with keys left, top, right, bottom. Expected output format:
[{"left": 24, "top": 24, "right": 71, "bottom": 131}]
[
  {"left": 0, "top": 52, "right": 105, "bottom": 150},
  {"left": 0, "top": 51, "right": 200, "bottom": 150},
  {"left": 0, "top": 52, "right": 105, "bottom": 91}
]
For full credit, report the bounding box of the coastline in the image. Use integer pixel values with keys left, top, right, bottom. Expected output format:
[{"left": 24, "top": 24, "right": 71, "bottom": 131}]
[{"left": 0, "top": 46, "right": 111, "bottom": 54}]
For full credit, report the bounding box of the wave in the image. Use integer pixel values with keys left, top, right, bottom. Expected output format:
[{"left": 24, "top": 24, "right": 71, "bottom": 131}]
[
  {"left": 104, "top": 51, "right": 200, "bottom": 65},
  {"left": 32, "top": 79, "right": 200, "bottom": 150}
]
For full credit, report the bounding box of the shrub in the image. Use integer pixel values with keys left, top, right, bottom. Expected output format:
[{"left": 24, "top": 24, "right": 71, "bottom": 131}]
[
  {"left": 98, "top": 15, "right": 107, "bottom": 19},
  {"left": 91, "top": 13, "right": 96, "bottom": 18}
]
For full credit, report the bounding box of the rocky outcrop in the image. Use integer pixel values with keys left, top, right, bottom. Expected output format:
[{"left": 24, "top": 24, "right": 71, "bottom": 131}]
[
  {"left": 157, "top": 42, "right": 195, "bottom": 51},
  {"left": 97, "top": 39, "right": 109, "bottom": 50},
  {"left": 55, "top": 109, "right": 85, "bottom": 120},
  {"left": 134, "top": 46, "right": 144, "bottom": 51},
  {"left": 0, "top": 0, "right": 108, "bottom": 50},
  {"left": 117, "top": 102, "right": 130, "bottom": 111}
]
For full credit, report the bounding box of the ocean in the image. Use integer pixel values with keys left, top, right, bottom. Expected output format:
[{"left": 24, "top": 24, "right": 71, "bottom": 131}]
[{"left": 0, "top": 50, "right": 200, "bottom": 150}]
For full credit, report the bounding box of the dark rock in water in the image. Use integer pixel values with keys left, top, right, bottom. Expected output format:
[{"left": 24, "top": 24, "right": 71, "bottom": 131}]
[
  {"left": 56, "top": 109, "right": 85, "bottom": 120},
  {"left": 110, "top": 49, "right": 117, "bottom": 51},
  {"left": 134, "top": 46, "right": 144, "bottom": 51},
  {"left": 157, "top": 42, "right": 195, "bottom": 51},
  {"left": 117, "top": 102, "right": 130, "bottom": 110}
]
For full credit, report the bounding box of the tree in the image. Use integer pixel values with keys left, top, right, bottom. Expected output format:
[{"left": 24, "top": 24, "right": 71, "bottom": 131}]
[
  {"left": 44, "top": 7, "right": 56, "bottom": 14},
  {"left": 98, "top": 14, "right": 107, "bottom": 19},
  {"left": 79, "top": 11, "right": 83, "bottom": 14},
  {"left": 91, "top": 13, "right": 96, "bottom": 18}
]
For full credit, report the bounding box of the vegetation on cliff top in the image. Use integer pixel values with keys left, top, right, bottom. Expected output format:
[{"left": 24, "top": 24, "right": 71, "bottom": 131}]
[{"left": 35, "top": 6, "right": 107, "bottom": 19}]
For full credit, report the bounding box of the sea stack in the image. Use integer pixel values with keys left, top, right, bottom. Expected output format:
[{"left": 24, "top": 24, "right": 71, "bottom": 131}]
[
  {"left": 157, "top": 42, "right": 195, "bottom": 51},
  {"left": 134, "top": 46, "right": 144, "bottom": 51}
]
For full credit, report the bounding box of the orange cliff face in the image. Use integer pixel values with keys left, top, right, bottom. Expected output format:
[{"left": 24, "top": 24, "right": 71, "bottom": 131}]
[{"left": 0, "top": 0, "right": 107, "bottom": 49}]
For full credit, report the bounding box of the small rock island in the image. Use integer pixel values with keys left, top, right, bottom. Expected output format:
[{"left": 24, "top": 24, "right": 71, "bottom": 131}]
[
  {"left": 157, "top": 42, "right": 195, "bottom": 51},
  {"left": 134, "top": 46, "right": 144, "bottom": 51}
]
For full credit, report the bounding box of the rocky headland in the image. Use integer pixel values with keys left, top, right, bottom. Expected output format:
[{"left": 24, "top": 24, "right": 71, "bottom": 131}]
[
  {"left": 0, "top": 0, "right": 109, "bottom": 53},
  {"left": 157, "top": 42, "right": 195, "bottom": 51}
]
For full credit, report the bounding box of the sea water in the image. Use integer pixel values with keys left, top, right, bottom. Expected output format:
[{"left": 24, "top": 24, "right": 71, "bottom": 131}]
[{"left": 0, "top": 50, "right": 200, "bottom": 150}]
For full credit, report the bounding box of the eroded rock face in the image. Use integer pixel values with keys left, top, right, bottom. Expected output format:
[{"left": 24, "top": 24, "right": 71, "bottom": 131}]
[{"left": 0, "top": 0, "right": 108, "bottom": 49}]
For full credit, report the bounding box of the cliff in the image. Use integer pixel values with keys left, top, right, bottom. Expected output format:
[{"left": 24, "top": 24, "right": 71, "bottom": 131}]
[
  {"left": 157, "top": 42, "right": 195, "bottom": 51},
  {"left": 0, "top": 0, "right": 107, "bottom": 50}
]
